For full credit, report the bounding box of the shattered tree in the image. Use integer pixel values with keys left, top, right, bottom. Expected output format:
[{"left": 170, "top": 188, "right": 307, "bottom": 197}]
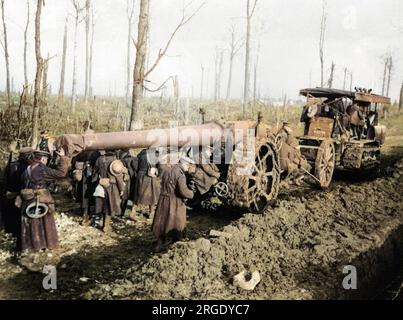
[
  {"left": 242, "top": 0, "right": 258, "bottom": 118},
  {"left": 71, "top": 0, "right": 84, "bottom": 113},
  {"left": 31, "top": 0, "right": 44, "bottom": 147},
  {"left": 319, "top": 0, "right": 327, "bottom": 88},
  {"left": 129, "top": 0, "right": 204, "bottom": 130},
  {"left": 226, "top": 25, "right": 243, "bottom": 100},
  {"left": 58, "top": 17, "right": 68, "bottom": 102},
  {"left": 24, "top": 0, "right": 30, "bottom": 89},
  {"left": 84, "top": 0, "right": 91, "bottom": 104},
  {"left": 125, "top": 0, "right": 135, "bottom": 107},
  {"left": 0, "top": 0, "right": 11, "bottom": 107}
]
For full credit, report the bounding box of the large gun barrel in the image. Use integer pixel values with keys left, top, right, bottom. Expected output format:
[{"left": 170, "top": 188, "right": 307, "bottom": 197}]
[
  {"left": 56, "top": 122, "right": 234, "bottom": 156},
  {"left": 55, "top": 119, "right": 282, "bottom": 213}
]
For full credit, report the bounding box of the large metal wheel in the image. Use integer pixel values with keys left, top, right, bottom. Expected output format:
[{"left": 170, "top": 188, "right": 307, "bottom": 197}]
[
  {"left": 314, "top": 139, "right": 335, "bottom": 188},
  {"left": 245, "top": 142, "right": 281, "bottom": 212}
]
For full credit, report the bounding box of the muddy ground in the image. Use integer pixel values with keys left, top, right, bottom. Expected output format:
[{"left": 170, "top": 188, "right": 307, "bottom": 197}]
[{"left": 1, "top": 141, "right": 403, "bottom": 300}]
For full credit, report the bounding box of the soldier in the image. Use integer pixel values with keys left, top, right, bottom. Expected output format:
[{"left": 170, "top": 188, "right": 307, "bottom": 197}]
[
  {"left": 132, "top": 148, "right": 161, "bottom": 221},
  {"left": 189, "top": 146, "right": 220, "bottom": 196},
  {"left": 118, "top": 149, "right": 138, "bottom": 216},
  {"left": 19, "top": 148, "right": 69, "bottom": 253},
  {"left": 255, "top": 112, "right": 271, "bottom": 139},
  {"left": 278, "top": 122, "right": 311, "bottom": 185},
  {"left": 152, "top": 156, "right": 195, "bottom": 252},
  {"left": 37, "top": 130, "right": 51, "bottom": 153},
  {"left": 92, "top": 150, "right": 125, "bottom": 233},
  {"left": 71, "top": 150, "right": 100, "bottom": 225},
  {"left": 1, "top": 147, "right": 35, "bottom": 241}
]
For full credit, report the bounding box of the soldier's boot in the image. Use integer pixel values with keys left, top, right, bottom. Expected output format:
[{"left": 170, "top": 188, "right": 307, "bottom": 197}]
[
  {"left": 146, "top": 205, "right": 155, "bottom": 220},
  {"left": 171, "top": 229, "right": 183, "bottom": 244},
  {"left": 81, "top": 211, "right": 91, "bottom": 226},
  {"left": 128, "top": 207, "right": 137, "bottom": 221},
  {"left": 154, "top": 237, "right": 165, "bottom": 253},
  {"left": 103, "top": 215, "right": 112, "bottom": 234},
  {"left": 92, "top": 213, "right": 102, "bottom": 228}
]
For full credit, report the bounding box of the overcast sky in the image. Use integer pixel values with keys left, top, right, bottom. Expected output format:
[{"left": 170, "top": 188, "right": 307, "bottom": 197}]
[{"left": 1, "top": 0, "right": 402, "bottom": 101}]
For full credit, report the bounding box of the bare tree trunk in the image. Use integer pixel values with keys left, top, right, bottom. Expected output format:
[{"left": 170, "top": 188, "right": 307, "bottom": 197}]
[
  {"left": 143, "top": 5, "right": 151, "bottom": 99},
  {"left": 381, "top": 57, "right": 388, "bottom": 95},
  {"left": 84, "top": 0, "right": 91, "bottom": 104},
  {"left": 399, "top": 82, "right": 403, "bottom": 112},
  {"left": 58, "top": 17, "right": 68, "bottom": 102},
  {"left": 24, "top": 0, "right": 30, "bottom": 89},
  {"left": 42, "top": 53, "right": 50, "bottom": 103},
  {"left": 130, "top": 0, "right": 149, "bottom": 130},
  {"left": 383, "top": 55, "right": 393, "bottom": 119},
  {"left": 205, "top": 67, "right": 209, "bottom": 100},
  {"left": 217, "top": 50, "right": 223, "bottom": 101},
  {"left": 89, "top": 6, "right": 95, "bottom": 98},
  {"left": 200, "top": 64, "right": 204, "bottom": 100},
  {"left": 173, "top": 75, "right": 180, "bottom": 122},
  {"left": 328, "top": 61, "right": 335, "bottom": 88},
  {"left": 126, "top": 0, "right": 135, "bottom": 107},
  {"left": 343, "top": 67, "right": 347, "bottom": 90},
  {"left": 1, "top": 0, "right": 11, "bottom": 107},
  {"left": 243, "top": 0, "right": 257, "bottom": 118},
  {"left": 71, "top": 13, "right": 78, "bottom": 112},
  {"left": 350, "top": 72, "right": 353, "bottom": 91},
  {"left": 253, "top": 59, "right": 257, "bottom": 115},
  {"left": 226, "top": 53, "right": 234, "bottom": 100},
  {"left": 31, "top": 0, "right": 44, "bottom": 147},
  {"left": 252, "top": 42, "right": 260, "bottom": 115},
  {"left": 386, "top": 56, "right": 393, "bottom": 97},
  {"left": 129, "top": 0, "right": 203, "bottom": 128},
  {"left": 213, "top": 48, "right": 223, "bottom": 102},
  {"left": 71, "top": 1, "right": 83, "bottom": 113},
  {"left": 226, "top": 25, "right": 242, "bottom": 100},
  {"left": 319, "top": 0, "right": 327, "bottom": 87},
  {"left": 282, "top": 94, "right": 287, "bottom": 118},
  {"left": 184, "top": 97, "right": 189, "bottom": 125},
  {"left": 129, "top": 0, "right": 203, "bottom": 129}
]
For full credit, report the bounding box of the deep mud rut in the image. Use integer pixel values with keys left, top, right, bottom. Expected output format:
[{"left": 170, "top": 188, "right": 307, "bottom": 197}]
[{"left": 0, "top": 144, "right": 403, "bottom": 300}]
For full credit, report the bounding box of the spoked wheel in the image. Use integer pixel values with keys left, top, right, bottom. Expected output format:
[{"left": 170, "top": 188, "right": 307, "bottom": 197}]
[
  {"left": 214, "top": 182, "right": 229, "bottom": 198},
  {"left": 314, "top": 139, "right": 335, "bottom": 188},
  {"left": 245, "top": 143, "right": 280, "bottom": 213}
]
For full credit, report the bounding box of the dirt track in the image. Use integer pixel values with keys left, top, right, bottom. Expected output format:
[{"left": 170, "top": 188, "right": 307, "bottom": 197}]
[
  {"left": 0, "top": 147, "right": 403, "bottom": 300},
  {"left": 86, "top": 155, "right": 403, "bottom": 300}
]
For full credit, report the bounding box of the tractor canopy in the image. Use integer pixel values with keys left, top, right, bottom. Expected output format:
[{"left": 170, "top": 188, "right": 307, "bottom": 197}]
[{"left": 300, "top": 87, "right": 391, "bottom": 105}]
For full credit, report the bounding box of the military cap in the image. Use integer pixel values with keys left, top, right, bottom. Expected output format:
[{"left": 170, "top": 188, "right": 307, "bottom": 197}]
[
  {"left": 18, "top": 147, "right": 35, "bottom": 154},
  {"left": 34, "top": 150, "right": 51, "bottom": 158},
  {"left": 179, "top": 156, "right": 196, "bottom": 165},
  {"left": 109, "top": 160, "right": 127, "bottom": 176}
]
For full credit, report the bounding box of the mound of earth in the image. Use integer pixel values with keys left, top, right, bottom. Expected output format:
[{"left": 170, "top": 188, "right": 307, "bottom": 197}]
[{"left": 83, "top": 160, "right": 403, "bottom": 300}]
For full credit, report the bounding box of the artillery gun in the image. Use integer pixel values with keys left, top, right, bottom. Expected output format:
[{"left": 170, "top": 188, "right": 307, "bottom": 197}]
[
  {"left": 55, "top": 87, "right": 390, "bottom": 214},
  {"left": 56, "top": 120, "right": 282, "bottom": 213}
]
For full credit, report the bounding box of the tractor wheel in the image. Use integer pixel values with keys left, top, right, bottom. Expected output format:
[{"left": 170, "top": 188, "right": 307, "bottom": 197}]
[
  {"left": 314, "top": 139, "right": 335, "bottom": 188},
  {"left": 245, "top": 142, "right": 281, "bottom": 213}
]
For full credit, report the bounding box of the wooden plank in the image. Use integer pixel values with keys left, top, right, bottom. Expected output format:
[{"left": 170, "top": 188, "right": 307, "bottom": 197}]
[{"left": 355, "top": 92, "right": 391, "bottom": 104}]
